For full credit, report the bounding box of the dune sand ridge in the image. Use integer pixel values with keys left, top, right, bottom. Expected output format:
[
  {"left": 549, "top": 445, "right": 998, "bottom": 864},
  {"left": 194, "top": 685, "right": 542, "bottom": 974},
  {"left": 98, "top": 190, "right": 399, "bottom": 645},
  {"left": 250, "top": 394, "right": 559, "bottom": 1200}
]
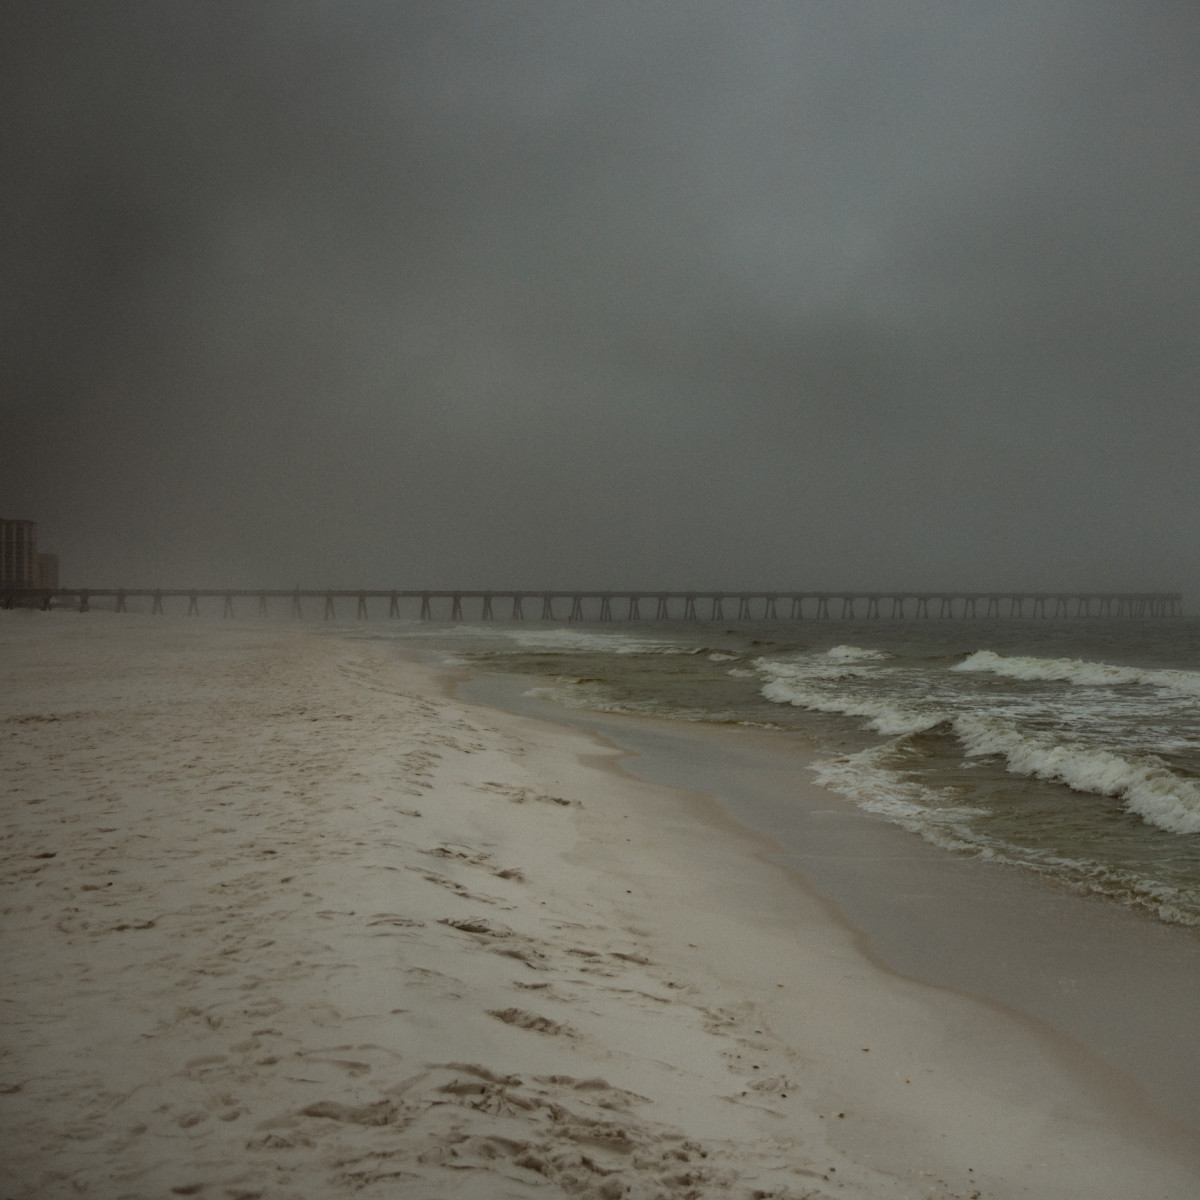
[{"left": 2, "top": 618, "right": 1196, "bottom": 1199}]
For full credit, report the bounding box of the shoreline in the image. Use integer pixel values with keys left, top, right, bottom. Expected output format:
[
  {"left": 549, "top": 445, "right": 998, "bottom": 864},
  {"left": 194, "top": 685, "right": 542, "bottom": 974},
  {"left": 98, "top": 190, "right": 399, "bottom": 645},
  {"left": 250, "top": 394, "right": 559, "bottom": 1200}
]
[
  {"left": 458, "top": 662, "right": 1200, "bottom": 1132},
  {"left": 2, "top": 616, "right": 1198, "bottom": 1198}
]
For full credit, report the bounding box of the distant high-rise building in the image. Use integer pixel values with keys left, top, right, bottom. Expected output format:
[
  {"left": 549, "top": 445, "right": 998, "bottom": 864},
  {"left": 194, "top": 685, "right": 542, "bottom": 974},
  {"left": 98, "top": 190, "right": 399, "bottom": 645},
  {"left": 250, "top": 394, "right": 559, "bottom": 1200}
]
[
  {"left": 37, "top": 553, "right": 59, "bottom": 589},
  {"left": 1, "top": 518, "right": 38, "bottom": 588}
]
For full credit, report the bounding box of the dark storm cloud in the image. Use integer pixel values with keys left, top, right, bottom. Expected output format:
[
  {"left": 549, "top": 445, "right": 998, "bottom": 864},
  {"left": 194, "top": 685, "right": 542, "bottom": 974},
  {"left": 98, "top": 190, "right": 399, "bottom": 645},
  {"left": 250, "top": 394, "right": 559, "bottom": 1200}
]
[{"left": 2, "top": 1, "right": 1197, "bottom": 595}]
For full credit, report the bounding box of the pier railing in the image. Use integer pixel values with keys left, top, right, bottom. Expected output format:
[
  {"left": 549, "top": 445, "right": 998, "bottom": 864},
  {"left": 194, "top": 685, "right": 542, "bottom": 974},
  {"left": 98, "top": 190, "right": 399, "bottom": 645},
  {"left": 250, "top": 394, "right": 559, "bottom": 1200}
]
[{"left": 0, "top": 588, "right": 1184, "bottom": 619}]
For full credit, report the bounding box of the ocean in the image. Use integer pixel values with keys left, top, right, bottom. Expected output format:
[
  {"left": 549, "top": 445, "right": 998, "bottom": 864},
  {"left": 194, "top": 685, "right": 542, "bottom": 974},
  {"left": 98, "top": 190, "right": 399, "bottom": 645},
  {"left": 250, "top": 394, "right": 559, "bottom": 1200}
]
[{"left": 393, "top": 617, "right": 1200, "bottom": 928}]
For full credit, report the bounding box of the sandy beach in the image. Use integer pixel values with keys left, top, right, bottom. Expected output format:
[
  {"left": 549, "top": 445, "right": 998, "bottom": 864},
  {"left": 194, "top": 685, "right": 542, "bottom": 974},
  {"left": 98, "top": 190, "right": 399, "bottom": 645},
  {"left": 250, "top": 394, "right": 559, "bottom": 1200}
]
[{"left": 2, "top": 617, "right": 1198, "bottom": 1199}]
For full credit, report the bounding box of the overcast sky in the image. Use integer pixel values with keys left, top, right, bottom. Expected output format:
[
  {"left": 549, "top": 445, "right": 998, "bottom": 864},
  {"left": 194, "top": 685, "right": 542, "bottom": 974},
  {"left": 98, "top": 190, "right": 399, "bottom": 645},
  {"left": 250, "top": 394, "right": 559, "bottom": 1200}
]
[{"left": 2, "top": 1, "right": 1197, "bottom": 596}]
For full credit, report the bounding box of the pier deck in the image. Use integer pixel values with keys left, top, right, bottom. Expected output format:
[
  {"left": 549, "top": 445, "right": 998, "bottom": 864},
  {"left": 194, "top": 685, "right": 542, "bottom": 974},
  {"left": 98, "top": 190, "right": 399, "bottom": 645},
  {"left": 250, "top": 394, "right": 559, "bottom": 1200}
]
[{"left": 1, "top": 588, "right": 1184, "bottom": 619}]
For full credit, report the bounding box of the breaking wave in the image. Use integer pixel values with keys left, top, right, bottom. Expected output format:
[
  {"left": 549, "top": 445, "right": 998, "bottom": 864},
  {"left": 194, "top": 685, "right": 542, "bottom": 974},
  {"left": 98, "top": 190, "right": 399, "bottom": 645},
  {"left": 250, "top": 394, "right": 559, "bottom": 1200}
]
[
  {"left": 824, "top": 644, "right": 892, "bottom": 662},
  {"left": 955, "top": 714, "right": 1200, "bottom": 835},
  {"left": 494, "top": 628, "right": 692, "bottom": 656},
  {"left": 757, "top": 650, "right": 1200, "bottom": 835},
  {"left": 954, "top": 650, "right": 1200, "bottom": 698},
  {"left": 758, "top": 676, "right": 939, "bottom": 736},
  {"left": 811, "top": 744, "right": 1200, "bottom": 924},
  {"left": 755, "top": 651, "right": 935, "bottom": 736}
]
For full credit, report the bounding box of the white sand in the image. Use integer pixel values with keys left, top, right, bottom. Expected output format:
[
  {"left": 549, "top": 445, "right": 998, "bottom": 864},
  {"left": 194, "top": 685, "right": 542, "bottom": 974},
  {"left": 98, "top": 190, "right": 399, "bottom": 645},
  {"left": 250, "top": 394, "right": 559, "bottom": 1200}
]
[{"left": 2, "top": 616, "right": 1197, "bottom": 1199}]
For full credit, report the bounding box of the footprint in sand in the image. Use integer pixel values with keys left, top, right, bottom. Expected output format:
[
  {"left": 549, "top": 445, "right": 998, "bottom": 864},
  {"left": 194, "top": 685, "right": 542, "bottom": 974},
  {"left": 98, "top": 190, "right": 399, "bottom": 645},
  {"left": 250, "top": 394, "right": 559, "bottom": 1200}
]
[
  {"left": 299, "top": 1098, "right": 401, "bottom": 1126},
  {"left": 366, "top": 913, "right": 425, "bottom": 930},
  {"left": 418, "top": 868, "right": 514, "bottom": 908},
  {"left": 438, "top": 917, "right": 550, "bottom": 969},
  {"left": 487, "top": 1008, "right": 576, "bottom": 1037},
  {"left": 480, "top": 782, "right": 573, "bottom": 806}
]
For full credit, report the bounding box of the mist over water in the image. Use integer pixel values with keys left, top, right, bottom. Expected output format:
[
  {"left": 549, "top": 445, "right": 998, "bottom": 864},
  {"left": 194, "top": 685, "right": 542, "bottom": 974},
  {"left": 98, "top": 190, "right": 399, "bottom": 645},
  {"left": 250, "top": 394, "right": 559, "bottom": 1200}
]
[{"left": 388, "top": 617, "right": 1200, "bottom": 926}]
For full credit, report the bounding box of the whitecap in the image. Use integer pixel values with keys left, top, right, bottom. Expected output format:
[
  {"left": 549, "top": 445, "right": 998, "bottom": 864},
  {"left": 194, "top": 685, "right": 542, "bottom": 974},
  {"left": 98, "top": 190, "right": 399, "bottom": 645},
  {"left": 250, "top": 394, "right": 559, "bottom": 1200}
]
[
  {"left": 954, "top": 649, "right": 1200, "bottom": 699},
  {"left": 754, "top": 655, "right": 938, "bottom": 735},
  {"left": 953, "top": 713, "right": 1200, "bottom": 835},
  {"left": 824, "top": 644, "right": 892, "bottom": 662}
]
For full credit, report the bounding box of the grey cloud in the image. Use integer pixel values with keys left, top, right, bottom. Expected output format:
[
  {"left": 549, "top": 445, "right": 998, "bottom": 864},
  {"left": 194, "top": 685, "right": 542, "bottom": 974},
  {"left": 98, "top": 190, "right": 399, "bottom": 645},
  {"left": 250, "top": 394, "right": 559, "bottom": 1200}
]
[{"left": 2, "top": 1, "right": 1196, "bottom": 597}]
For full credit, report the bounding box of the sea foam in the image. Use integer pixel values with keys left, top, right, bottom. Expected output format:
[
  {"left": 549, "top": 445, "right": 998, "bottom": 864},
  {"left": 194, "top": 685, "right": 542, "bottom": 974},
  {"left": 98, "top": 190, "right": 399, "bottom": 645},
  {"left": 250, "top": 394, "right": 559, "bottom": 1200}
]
[
  {"left": 812, "top": 745, "right": 1200, "bottom": 923},
  {"left": 824, "top": 644, "right": 892, "bottom": 662},
  {"left": 505, "top": 629, "right": 689, "bottom": 656},
  {"left": 758, "top": 675, "right": 940, "bottom": 736},
  {"left": 812, "top": 744, "right": 987, "bottom": 835},
  {"left": 755, "top": 651, "right": 936, "bottom": 736},
  {"left": 758, "top": 649, "right": 1200, "bottom": 835},
  {"left": 954, "top": 650, "right": 1200, "bottom": 698}
]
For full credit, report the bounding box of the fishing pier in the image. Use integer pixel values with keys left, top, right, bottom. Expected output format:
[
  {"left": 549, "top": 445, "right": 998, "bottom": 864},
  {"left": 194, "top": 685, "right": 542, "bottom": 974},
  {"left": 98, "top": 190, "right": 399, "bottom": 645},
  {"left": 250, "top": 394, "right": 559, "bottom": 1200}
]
[{"left": 2, "top": 588, "right": 1184, "bottom": 619}]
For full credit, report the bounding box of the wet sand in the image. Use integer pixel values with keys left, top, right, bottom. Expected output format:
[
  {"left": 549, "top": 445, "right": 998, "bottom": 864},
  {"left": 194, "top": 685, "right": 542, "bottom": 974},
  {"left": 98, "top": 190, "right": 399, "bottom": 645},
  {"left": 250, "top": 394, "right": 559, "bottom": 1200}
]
[
  {"left": 461, "top": 669, "right": 1200, "bottom": 1130},
  {"left": 2, "top": 616, "right": 1197, "bottom": 1198}
]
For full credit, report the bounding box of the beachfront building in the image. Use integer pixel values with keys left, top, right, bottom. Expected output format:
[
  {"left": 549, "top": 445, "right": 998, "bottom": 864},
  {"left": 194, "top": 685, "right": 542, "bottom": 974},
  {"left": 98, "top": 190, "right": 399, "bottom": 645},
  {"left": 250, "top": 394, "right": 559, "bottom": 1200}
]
[
  {"left": 1, "top": 518, "right": 39, "bottom": 589},
  {"left": 37, "top": 553, "right": 59, "bottom": 589}
]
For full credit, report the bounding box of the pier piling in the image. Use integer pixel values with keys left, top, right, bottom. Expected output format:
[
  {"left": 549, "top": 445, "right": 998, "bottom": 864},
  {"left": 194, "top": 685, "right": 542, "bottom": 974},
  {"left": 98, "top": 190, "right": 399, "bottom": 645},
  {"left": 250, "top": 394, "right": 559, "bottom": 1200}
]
[{"left": 11, "top": 588, "right": 1183, "bottom": 621}]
